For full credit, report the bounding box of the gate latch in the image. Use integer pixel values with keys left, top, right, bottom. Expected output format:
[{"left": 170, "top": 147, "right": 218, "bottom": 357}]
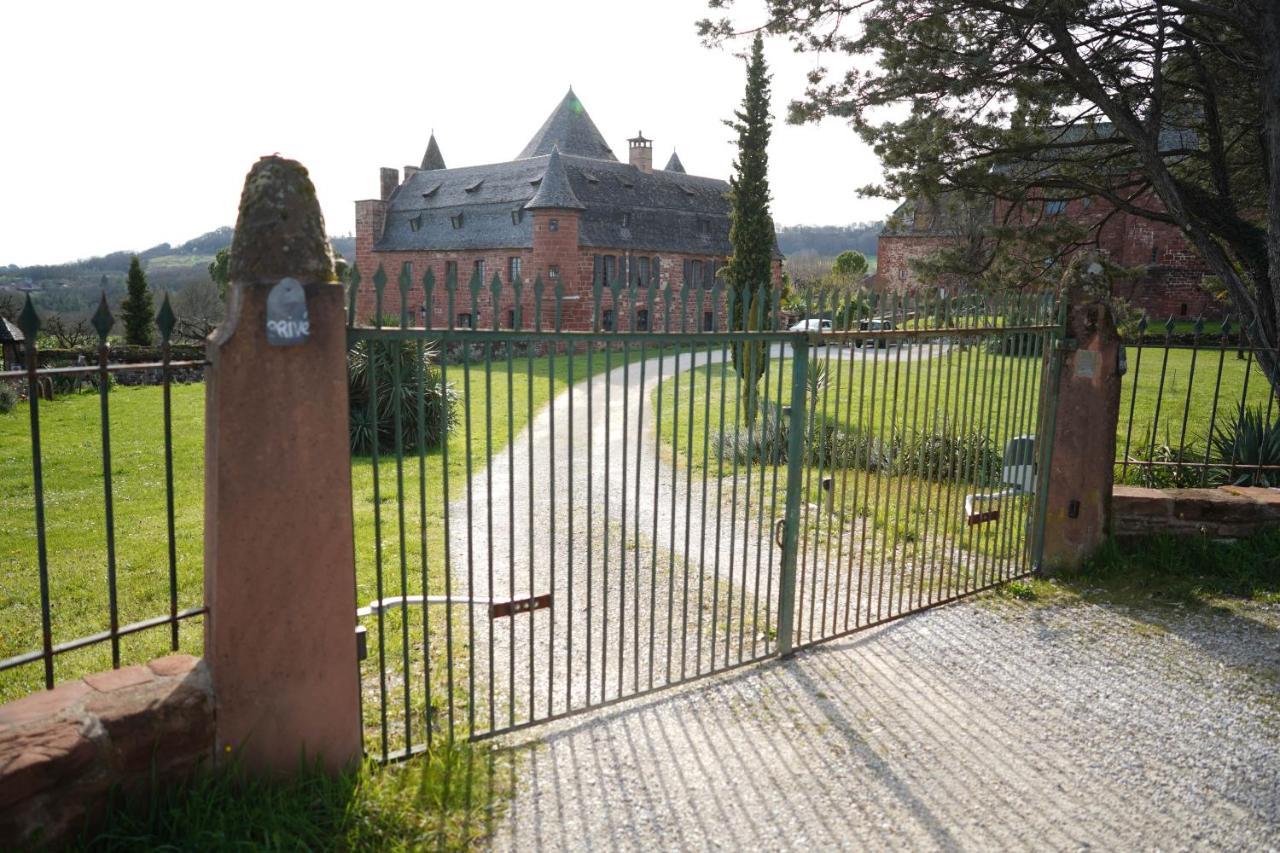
[{"left": 491, "top": 593, "right": 552, "bottom": 619}]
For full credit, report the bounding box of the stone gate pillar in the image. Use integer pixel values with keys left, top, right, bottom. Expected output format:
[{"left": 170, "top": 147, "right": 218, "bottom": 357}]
[
  {"left": 204, "top": 156, "right": 361, "bottom": 773},
  {"left": 1038, "top": 257, "right": 1122, "bottom": 573}
]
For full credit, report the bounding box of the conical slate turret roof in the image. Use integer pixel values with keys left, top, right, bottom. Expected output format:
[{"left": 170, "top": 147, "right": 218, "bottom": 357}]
[
  {"left": 421, "top": 133, "right": 446, "bottom": 170},
  {"left": 524, "top": 147, "right": 585, "bottom": 210},
  {"left": 517, "top": 88, "right": 617, "bottom": 161},
  {"left": 663, "top": 151, "right": 686, "bottom": 173}
]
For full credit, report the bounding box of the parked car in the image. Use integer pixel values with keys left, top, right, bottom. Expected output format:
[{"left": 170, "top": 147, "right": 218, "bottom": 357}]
[
  {"left": 854, "top": 318, "right": 895, "bottom": 348},
  {"left": 788, "top": 318, "right": 833, "bottom": 333}
]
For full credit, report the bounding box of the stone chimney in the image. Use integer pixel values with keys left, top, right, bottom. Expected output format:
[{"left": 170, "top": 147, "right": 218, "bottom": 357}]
[
  {"left": 628, "top": 132, "right": 652, "bottom": 174},
  {"left": 379, "top": 167, "right": 399, "bottom": 201},
  {"left": 403, "top": 165, "right": 420, "bottom": 181}
]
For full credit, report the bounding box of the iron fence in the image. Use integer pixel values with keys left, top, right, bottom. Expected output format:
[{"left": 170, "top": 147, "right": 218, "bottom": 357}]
[
  {"left": 347, "top": 264, "right": 1063, "bottom": 758},
  {"left": 1116, "top": 316, "right": 1280, "bottom": 488},
  {"left": 0, "top": 293, "right": 206, "bottom": 693}
]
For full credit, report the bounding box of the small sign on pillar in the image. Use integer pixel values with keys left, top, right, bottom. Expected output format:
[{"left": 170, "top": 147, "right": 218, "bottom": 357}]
[{"left": 266, "top": 277, "right": 310, "bottom": 346}]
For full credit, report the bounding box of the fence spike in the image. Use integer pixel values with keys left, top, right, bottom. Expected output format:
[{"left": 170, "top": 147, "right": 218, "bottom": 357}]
[
  {"left": 398, "top": 263, "right": 412, "bottom": 329},
  {"left": 156, "top": 292, "right": 177, "bottom": 342},
  {"left": 423, "top": 267, "right": 435, "bottom": 330},
  {"left": 552, "top": 275, "right": 565, "bottom": 332},
  {"left": 490, "top": 272, "right": 503, "bottom": 331},
  {"left": 372, "top": 264, "right": 387, "bottom": 327},
  {"left": 662, "top": 281, "right": 674, "bottom": 332},
  {"left": 91, "top": 292, "right": 114, "bottom": 341},
  {"left": 532, "top": 274, "right": 544, "bottom": 332},
  {"left": 18, "top": 292, "right": 41, "bottom": 338},
  {"left": 512, "top": 272, "right": 525, "bottom": 331}
]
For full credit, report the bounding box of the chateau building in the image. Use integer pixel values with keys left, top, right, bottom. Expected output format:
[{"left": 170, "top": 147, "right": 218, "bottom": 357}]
[
  {"left": 875, "top": 125, "right": 1221, "bottom": 320},
  {"left": 354, "top": 89, "right": 782, "bottom": 331}
]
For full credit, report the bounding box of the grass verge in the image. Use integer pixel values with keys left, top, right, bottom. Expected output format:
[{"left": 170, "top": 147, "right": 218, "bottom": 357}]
[{"left": 77, "top": 743, "right": 511, "bottom": 852}]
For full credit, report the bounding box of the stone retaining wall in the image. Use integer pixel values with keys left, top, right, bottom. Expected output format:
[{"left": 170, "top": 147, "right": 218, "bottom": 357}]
[
  {"left": 0, "top": 655, "right": 213, "bottom": 848},
  {"left": 1113, "top": 485, "right": 1280, "bottom": 538}
]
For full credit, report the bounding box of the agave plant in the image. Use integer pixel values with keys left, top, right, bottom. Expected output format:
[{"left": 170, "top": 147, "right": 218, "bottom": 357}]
[
  {"left": 805, "top": 359, "right": 830, "bottom": 401},
  {"left": 1211, "top": 405, "right": 1280, "bottom": 487},
  {"left": 348, "top": 337, "right": 457, "bottom": 455}
]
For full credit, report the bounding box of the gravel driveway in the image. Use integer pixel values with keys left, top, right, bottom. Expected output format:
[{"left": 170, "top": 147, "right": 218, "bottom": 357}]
[
  {"left": 488, "top": 595, "right": 1280, "bottom": 851},
  {"left": 443, "top": 347, "right": 1279, "bottom": 850}
]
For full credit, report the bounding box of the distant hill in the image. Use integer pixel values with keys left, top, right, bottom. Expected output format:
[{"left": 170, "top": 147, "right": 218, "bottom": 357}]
[
  {"left": 776, "top": 222, "right": 882, "bottom": 259},
  {"left": 0, "top": 228, "right": 357, "bottom": 319}
]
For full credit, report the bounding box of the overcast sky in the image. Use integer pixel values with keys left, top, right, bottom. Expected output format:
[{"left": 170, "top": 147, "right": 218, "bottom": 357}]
[{"left": 2, "top": 0, "right": 895, "bottom": 266}]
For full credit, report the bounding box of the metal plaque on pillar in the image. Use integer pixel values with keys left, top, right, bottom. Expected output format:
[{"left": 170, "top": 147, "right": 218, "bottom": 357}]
[{"left": 266, "top": 277, "right": 310, "bottom": 346}]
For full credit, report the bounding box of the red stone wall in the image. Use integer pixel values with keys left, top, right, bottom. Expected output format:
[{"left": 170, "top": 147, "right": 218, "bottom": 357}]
[
  {"left": 0, "top": 656, "right": 213, "bottom": 848},
  {"left": 878, "top": 191, "right": 1223, "bottom": 318},
  {"left": 1113, "top": 485, "right": 1280, "bottom": 538},
  {"left": 875, "top": 234, "right": 965, "bottom": 294}
]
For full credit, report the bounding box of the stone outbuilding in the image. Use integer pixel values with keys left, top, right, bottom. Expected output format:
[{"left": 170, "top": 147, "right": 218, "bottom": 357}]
[{"left": 1, "top": 315, "right": 24, "bottom": 370}]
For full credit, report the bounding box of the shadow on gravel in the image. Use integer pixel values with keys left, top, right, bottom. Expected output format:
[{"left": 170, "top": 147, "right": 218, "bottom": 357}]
[{"left": 491, "top": 589, "right": 1280, "bottom": 850}]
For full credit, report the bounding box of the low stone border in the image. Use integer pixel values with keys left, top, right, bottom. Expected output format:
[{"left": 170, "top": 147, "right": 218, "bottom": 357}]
[
  {"left": 0, "top": 655, "right": 213, "bottom": 848},
  {"left": 1113, "top": 485, "right": 1280, "bottom": 538}
]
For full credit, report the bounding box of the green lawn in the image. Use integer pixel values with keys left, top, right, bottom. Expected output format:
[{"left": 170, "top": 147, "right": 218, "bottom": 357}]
[
  {"left": 0, "top": 346, "right": 625, "bottom": 713},
  {"left": 652, "top": 341, "right": 1277, "bottom": 589},
  {"left": 77, "top": 746, "right": 510, "bottom": 851},
  {"left": 0, "top": 383, "right": 206, "bottom": 702},
  {"left": 1117, "top": 344, "right": 1275, "bottom": 473}
]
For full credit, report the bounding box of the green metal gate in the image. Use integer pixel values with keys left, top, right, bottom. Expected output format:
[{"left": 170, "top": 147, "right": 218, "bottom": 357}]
[{"left": 347, "top": 265, "right": 1063, "bottom": 759}]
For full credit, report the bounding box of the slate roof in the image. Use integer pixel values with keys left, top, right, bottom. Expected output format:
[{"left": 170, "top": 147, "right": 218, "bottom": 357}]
[
  {"left": 0, "top": 316, "right": 24, "bottom": 344},
  {"left": 517, "top": 88, "right": 617, "bottom": 161},
  {"left": 664, "top": 151, "right": 686, "bottom": 173},
  {"left": 376, "top": 91, "right": 746, "bottom": 256},
  {"left": 420, "top": 134, "right": 446, "bottom": 171},
  {"left": 525, "top": 147, "right": 584, "bottom": 210}
]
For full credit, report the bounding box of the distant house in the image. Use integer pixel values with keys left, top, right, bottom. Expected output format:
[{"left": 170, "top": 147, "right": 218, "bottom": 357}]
[
  {"left": 354, "top": 88, "right": 782, "bottom": 331},
  {"left": 875, "top": 124, "right": 1221, "bottom": 320}
]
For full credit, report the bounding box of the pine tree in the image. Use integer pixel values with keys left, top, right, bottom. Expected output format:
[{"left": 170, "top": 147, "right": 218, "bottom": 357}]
[
  {"left": 724, "top": 32, "right": 774, "bottom": 425},
  {"left": 121, "top": 255, "right": 154, "bottom": 346}
]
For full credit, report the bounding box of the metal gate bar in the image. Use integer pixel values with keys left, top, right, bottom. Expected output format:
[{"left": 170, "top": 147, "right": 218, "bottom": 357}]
[{"left": 348, "top": 267, "right": 1063, "bottom": 758}]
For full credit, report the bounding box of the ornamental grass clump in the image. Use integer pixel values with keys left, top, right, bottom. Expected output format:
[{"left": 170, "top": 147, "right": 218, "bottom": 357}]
[
  {"left": 1212, "top": 404, "right": 1280, "bottom": 487},
  {"left": 348, "top": 338, "right": 457, "bottom": 456}
]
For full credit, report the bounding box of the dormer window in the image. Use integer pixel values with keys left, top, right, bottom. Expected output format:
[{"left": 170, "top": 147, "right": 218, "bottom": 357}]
[
  {"left": 698, "top": 218, "right": 710, "bottom": 236},
  {"left": 464, "top": 177, "right": 485, "bottom": 193},
  {"left": 450, "top": 212, "right": 464, "bottom": 229},
  {"left": 621, "top": 212, "right": 631, "bottom": 227},
  {"left": 511, "top": 208, "right": 523, "bottom": 225},
  {"left": 421, "top": 182, "right": 441, "bottom": 198},
  {"left": 621, "top": 178, "right": 634, "bottom": 188},
  {"left": 583, "top": 171, "right": 599, "bottom": 184},
  {"left": 408, "top": 214, "right": 422, "bottom": 232}
]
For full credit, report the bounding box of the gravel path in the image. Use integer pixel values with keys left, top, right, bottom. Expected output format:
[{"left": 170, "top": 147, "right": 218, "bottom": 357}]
[
  {"left": 445, "top": 341, "right": 968, "bottom": 731},
  {"left": 434, "top": 346, "right": 1280, "bottom": 850},
  {"left": 488, "top": 596, "right": 1280, "bottom": 851}
]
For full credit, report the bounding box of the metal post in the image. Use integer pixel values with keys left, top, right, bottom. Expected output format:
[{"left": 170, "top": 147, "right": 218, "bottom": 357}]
[{"left": 776, "top": 335, "right": 809, "bottom": 658}]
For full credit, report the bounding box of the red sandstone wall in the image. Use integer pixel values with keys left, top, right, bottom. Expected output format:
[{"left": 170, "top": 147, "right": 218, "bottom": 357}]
[
  {"left": 878, "top": 191, "right": 1221, "bottom": 319},
  {"left": 0, "top": 656, "right": 213, "bottom": 847}
]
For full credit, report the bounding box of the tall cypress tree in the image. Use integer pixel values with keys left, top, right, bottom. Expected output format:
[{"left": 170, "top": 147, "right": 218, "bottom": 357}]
[
  {"left": 725, "top": 32, "right": 774, "bottom": 424},
  {"left": 121, "top": 255, "right": 154, "bottom": 346}
]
